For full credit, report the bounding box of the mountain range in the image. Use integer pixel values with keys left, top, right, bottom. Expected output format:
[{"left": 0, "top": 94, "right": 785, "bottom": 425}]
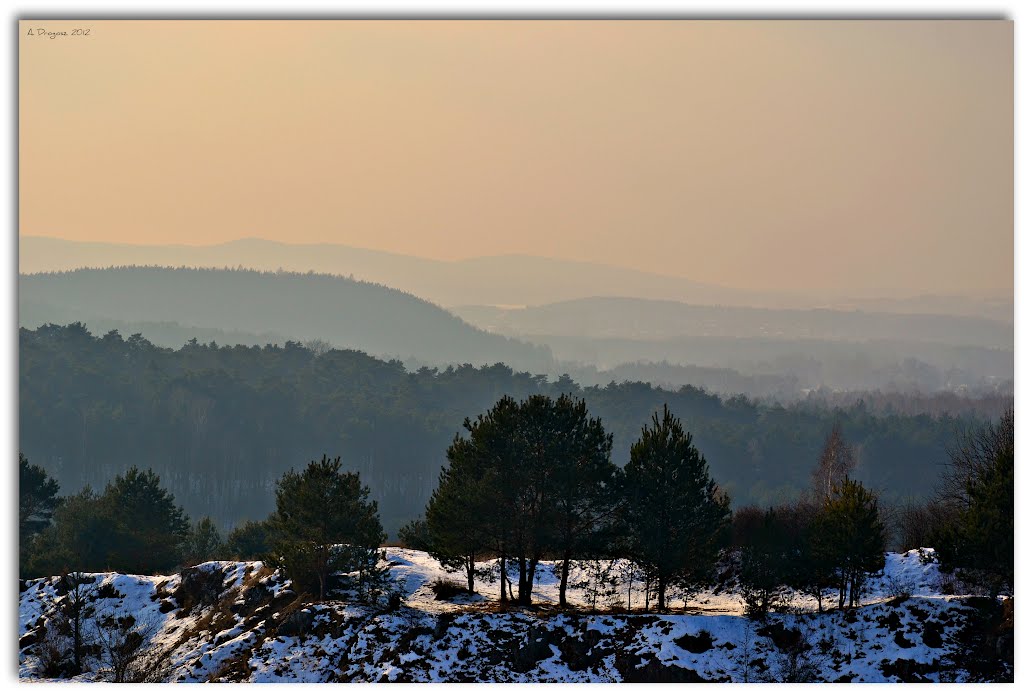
[
  {"left": 19, "top": 267, "right": 554, "bottom": 372},
  {"left": 20, "top": 236, "right": 1012, "bottom": 321}
]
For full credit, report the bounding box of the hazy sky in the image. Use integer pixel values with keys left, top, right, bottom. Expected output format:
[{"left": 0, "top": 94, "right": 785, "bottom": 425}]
[{"left": 20, "top": 20, "right": 1011, "bottom": 299}]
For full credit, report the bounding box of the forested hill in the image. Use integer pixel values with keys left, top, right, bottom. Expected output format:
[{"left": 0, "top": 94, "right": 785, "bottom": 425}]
[
  {"left": 20, "top": 324, "right": 971, "bottom": 536},
  {"left": 19, "top": 267, "right": 555, "bottom": 372}
]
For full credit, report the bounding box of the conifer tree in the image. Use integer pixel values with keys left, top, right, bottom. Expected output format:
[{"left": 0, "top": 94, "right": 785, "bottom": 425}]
[
  {"left": 20, "top": 453, "right": 61, "bottom": 567},
  {"left": 23, "top": 488, "right": 115, "bottom": 577},
  {"left": 739, "top": 508, "right": 793, "bottom": 617},
  {"left": 933, "top": 427, "right": 1013, "bottom": 594},
  {"left": 226, "top": 519, "right": 271, "bottom": 560},
  {"left": 427, "top": 394, "right": 617, "bottom": 607},
  {"left": 620, "top": 404, "right": 731, "bottom": 611},
  {"left": 546, "top": 395, "right": 617, "bottom": 608},
  {"left": 267, "top": 455, "right": 385, "bottom": 602},
  {"left": 396, "top": 517, "right": 432, "bottom": 551},
  {"left": 815, "top": 477, "right": 886, "bottom": 608},
  {"left": 425, "top": 434, "right": 490, "bottom": 594},
  {"left": 20, "top": 454, "right": 60, "bottom": 541},
  {"left": 101, "top": 467, "right": 190, "bottom": 574},
  {"left": 182, "top": 517, "right": 226, "bottom": 565}
]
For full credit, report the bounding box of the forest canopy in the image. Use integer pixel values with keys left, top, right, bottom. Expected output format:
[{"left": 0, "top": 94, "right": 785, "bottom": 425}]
[{"left": 20, "top": 323, "right": 976, "bottom": 536}]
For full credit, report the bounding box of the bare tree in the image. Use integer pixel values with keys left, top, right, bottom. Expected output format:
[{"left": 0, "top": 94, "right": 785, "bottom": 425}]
[
  {"left": 56, "top": 572, "right": 97, "bottom": 675},
  {"left": 937, "top": 407, "right": 1013, "bottom": 512},
  {"left": 303, "top": 337, "right": 333, "bottom": 358},
  {"left": 809, "top": 422, "right": 857, "bottom": 505},
  {"left": 894, "top": 499, "right": 955, "bottom": 552},
  {"left": 94, "top": 610, "right": 174, "bottom": 683}
]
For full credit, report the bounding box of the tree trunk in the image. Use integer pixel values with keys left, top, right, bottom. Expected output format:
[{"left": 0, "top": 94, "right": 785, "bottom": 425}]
[
  {"left": 499, "top": 555, "right": 507, "bottom": 603},
  {"left": 558, "top": 554, "right": 572, "bottom": 608},
  {"left": 517, "top": 555, "right": 530, "bottom": 605},
  {"left": 657, "top": 574, "right": 667, "bottom": 612},
  {"left": 467, "top": 555, "right": 475, "bottom": 594},
  {"left": 73, "top": 611, "right": 82, "bottom": 673}
]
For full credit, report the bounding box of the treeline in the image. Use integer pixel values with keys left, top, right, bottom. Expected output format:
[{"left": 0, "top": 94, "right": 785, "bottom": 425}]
[
  {"left": 20, "top": 399, "right": 1011, "bottom": 618},
  {"left": 19, "top": 453, "right": 394, "bottom": 607},
  {"left": 20, "top": 452, "right": 397, "bottom": 679},
  {"left": 410, "top": 397, "right": 730, "bottom": 610},
  {"left": 20, "top": 323, "right": 977, "bottom": 535},
  {"left": 407, "top": 400, "right": 1013, "bottom": 613}
]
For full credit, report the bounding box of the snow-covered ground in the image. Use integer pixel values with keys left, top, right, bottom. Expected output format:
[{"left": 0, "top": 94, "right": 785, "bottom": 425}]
[
  {"left": 388, "top": 547, "right": 948, "bottom": 615},
  {"left": 19, "top": 548, "right": 1012, "bottom": 682}
]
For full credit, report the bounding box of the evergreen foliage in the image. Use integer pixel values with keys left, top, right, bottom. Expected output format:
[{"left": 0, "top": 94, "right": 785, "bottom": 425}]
[
  {"left": 267, "top": 455, "right": 386, "bottom": 601},
  {"left": 24, "top": 467, "right": 189, "bottom": 577},
  {"left": 425, "top": 426, "right": 496, "bottom": 595},
  {"left": 933, "top": 407, "right": 1013, "bottom": 593},
  {"left": 814, "top": 478, "right": 887, "bottom": 609},
  {"left": 19, "top": 453, "right": 60, "bottom": 554},
  {"left": 739, "top": 508, "right": 794, "bottom": 617},
  {"left": 182, "top": 517, "right": 226, "bottom": 565},
  {"left": 426, "top": 394, "right": 615, "bottom": 605},
  {"left": 225, "top": 519, "right": 272, "bottom": 560},
  {"left": 620, "top": 405, "right": 731, "bottom": 611},
  {"left": 20, "top": 323, "right": 969, "bottom": 535},
  {"left": 101, "top": 467, "right": 191, "bottom": 574},
  {"left": 396, "top": 518, "right": 432, "bottom": 551}
]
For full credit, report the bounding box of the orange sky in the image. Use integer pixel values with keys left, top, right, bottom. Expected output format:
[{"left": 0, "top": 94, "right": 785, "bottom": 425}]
[{"left": 19, "top": 20, "right": 1012, "bottom": 299}]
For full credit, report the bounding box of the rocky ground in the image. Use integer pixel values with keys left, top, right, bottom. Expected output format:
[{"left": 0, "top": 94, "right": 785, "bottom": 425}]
[{"left": 18, "top": 548, "right": 1013, "bottom": 682}]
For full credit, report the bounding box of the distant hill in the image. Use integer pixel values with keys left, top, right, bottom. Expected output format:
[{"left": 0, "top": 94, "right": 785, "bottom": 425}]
[
  {"left": 19, "top": 267, "right": 555, "bottom": 371},
  {"left": 531, "top": 333, "right": 1011, "bottom": 393},
  {"left": 450, "top": 296, "right": 1013, "bottom": 350},
  {"left": 20, "top": 236, "right": 1012, "bottom": 320}
]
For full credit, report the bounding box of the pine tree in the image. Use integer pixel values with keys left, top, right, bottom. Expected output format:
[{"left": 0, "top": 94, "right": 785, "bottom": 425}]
[
  {"left": 425, "top": 433, "right": 492, "bottom": 594},
  {"left": 427, "top": 394, "right": 617, "bottom": 607},
  {"left": 182, "top": 517, "right": 226, "bottom": 565},
  {"left": 792, "top": 509, "right": 838, "bottom": 614},
  {"left": 934, "top": 434, "right": 1013, "bottom": 594},
  {"left": 267, "top": 455, "right": 385, "bottom": 602},
  {"left": 396, "top": 518, "right": 432, "bottom": 551},
  {"left": 816, "top": 477, "right": 886, "bottom": 609},
  {"left": 739, "top": 508, "right": 792, "bottom": 617},
  {"left": 226, "top": 519, "right": 271, "bottom": 560},
  {"left": 546, "top": 395, "right": 617, "bottom": 608},
  {"left": 101, "top": 467, "right": 191, "bottom": 574},
  {"left": 620, "top": 404, "right": 731, "bottom": 612},
  {"left": 19, "top": 453, "right": 60, "bottom": 544},
  {"left": 23, "top": 488, "right": 114, "bottom": 577}
]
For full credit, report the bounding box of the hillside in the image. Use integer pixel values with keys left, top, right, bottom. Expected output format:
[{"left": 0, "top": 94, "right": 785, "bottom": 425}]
[
  {"left": 531, "top": 334, "right": 1012, "bottom": 394},
  {"left": 18, "top": 549, "right": 1012, "bottom": 682},
  {"left": 452, "top": 297, "right": 1013, "bottom": 394},
  {"left": 451, "top": 296, "right": 1013, "bottom": 350},
  {"left": 19, "top": 267, "right": 555, "bottom": 372},
  {"left": 17, "top": 236, "right": 795, "bottom": 310},
  {"left": 21, "top": 236, "right": 1012, "bottom": 320}
]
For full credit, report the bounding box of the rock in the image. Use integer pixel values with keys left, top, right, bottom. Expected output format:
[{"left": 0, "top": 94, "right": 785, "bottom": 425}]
[{"left": 276, "top": 608, "right": 315, "bottom": 637}]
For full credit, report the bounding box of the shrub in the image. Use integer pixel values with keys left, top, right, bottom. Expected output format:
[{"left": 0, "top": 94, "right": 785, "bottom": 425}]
[{"left": 431, "top": 578, "right": 471, "bottom": 601}]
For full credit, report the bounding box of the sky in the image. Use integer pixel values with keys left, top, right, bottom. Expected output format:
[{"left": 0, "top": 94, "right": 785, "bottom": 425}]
[{"left": 19, "top": 20, "right": 1011, "bottom": 299}]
